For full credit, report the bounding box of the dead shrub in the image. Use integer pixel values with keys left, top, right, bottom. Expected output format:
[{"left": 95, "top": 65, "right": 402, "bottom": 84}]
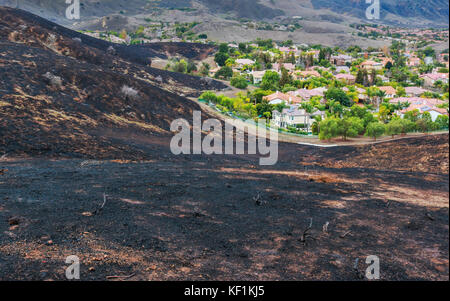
[
  {"left": 120, "top": 85, "right": 140, "bottom": 100},
  {"left": 43, "top": 72, "right": 63, "bottom": 88}
]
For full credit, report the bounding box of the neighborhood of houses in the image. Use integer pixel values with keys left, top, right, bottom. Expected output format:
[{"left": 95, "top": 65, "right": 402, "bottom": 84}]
[
  {"left": 199, "top": 39, "right": 449, "bottom": 140},
  {"left": 83, "top": 24, "right": 449, "bottom": 140}
]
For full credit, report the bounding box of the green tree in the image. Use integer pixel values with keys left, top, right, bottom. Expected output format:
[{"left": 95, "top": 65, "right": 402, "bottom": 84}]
[
  {"left": 173, "top": 59, "right": 188, "bottom": 73},
  {"left": 255, "top": 100, "right": 273, "bottom": 118},
  {"left": 214, "top": 66, "right": 233, "bottom": 79},
  {"left": 398, "top": 118, "right": 416, "bottom": 134},
  {"left": 230, "top": 75, "right": 248, "bottom": 89},
  {"left": 421, "top": 46, "right": 435, "bottom": 58},
  {"left": 325, "top": 87, "right": 353, "bottom": 107},
  {"left": 337, "top": 117, "right": 364, "bottom": 140},
  {"left": 214, "top": 52, "right": 229, "bottom": 67},
  {"left": 415, "top": 118, "right": 429, "bottom": 133},
  {"left": 435, "top": 115, "right": 449, "bottom": 129},
  {"left": 311, "top": 115, "right": 322, "bottom": 135},
  {"left": 385, "top": 120, "right": 403, "bottom": 138},
  {"left": 218, "top": 43, "right": 229, "bottom": 53},
  {"left": 279, "top": 67, "right": 292, "bottom": 88},
  {"left": 347, "top": 105, "right": 375, "bottom": 128},
  {"left": 260, "top": 71, "right": 280, "bottom": 91},
  {"left": 318, "top": 117, "right": 340, "bottom": 141},
  {"left": 404, "top": 109, "right": 421, "bottom": 123},
  {"left": 251, "top": 89, "right": 273, "bottom": 105},
  {"left": 238, "top": 43, "right": 247, "bottom": 53},
  {"left": 396, "top": 86, "right": 406, "bottom": 97},
  {"left": 416, "top": 112, "right": 434, "bottom": 133},
  {"left": 366, "top": 122, "right": 385, "bottom": 141},
  {"left": 187, "top": 61, "right": 197, "bottom": 73},
  {"left": 199, "top": 62, "right": 210, "bottom": 76},
  {"left": 385, "top": 61, "right": 393, "bottom": 70},
  {"left": 356, "top": 69, "right": 365, "bottom": 85}
]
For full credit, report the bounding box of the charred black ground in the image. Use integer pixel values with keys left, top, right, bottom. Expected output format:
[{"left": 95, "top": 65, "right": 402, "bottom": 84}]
[
  {"left": 0, "top": 6, "right": 448, "bottom": 281},
  {"left": 0, "top": 134, "right": 448, "bottom": 280}
]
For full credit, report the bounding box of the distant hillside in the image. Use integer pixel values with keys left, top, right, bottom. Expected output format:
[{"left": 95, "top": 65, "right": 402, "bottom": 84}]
[
  {"left": 0, "top": 0, "right": 448, "bottom": 25},
  {"left": 197, "top": 0, "right": 284, "bottom": 19},
  {"left": 311, "top": 0, "right": 449, "bottom": 25}
]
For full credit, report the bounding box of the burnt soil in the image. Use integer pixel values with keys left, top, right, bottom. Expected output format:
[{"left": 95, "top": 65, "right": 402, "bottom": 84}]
[
  {"left": 0, "top": 134, "right": 448, "bottom": 281},
  {"left": 0, "top": 7, "right": 227, "bottom": 96}
]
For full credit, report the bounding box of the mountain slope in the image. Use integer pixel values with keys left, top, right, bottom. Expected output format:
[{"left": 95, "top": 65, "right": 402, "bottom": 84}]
[
  {"left": 311, "top": 0, "right": 449, "bottom": 25},
  {"left": 0, "top": 7, "right": 223, "bottom": 158},
  {"left": 0, "top": 7, "right": 226, "bottom": 94}
]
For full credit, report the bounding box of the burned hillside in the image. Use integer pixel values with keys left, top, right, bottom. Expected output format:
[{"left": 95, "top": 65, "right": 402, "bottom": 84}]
[
  {"left": 0, "top": 40, "right": 212, "bottom": 158},
  {"left": 0, "top": 6, "right": 228, "bottom": 158},
  {"left": 0, "top": 7, "right": 227, "bottom": 95}
]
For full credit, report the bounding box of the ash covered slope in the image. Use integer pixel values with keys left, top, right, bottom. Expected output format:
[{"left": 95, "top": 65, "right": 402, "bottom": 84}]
[
  {"left": 1, "top": 6, "right": 219, "bottom": 62},
  {"left": 0, "top": 7, "right": 226, "bottom": 95},
  {"left": 0, "top": 7, "right": 221, "bottom": 159}
]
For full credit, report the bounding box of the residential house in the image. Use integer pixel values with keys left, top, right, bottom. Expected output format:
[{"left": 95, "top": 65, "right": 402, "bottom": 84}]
[
  {"left": 278, "top": 46, "right": 297, "bottom": 54},
  {"left": 389, "top": 97, "right": 444, "bottom": 107},
  {"left": 263, "top": 91, "right": 303, "bottom": 105},
  {"left": 251, "top": 70, "right": 266, "bottom": 85},
  {"left": 209, "top": 67, "right": 221, "bottom": 77},
  {"left": 379, "top": 75, "right": 390, "bottom": 83},
  {"left": 235, "top": 59, "right": 255, "bottom": 69},
  {"left": 420, "top": 73, "right": 449, "bottom": 87},
  {"left": 407, "top": 56, "right": 421, "bottom": 67},
  {"left": 295, "top": 70, "right": 321, "bottom": 81},
  {"left": 438, "top": 53, "right": 449, "bottom": 63},
  {"left": 389, "top": 97, "right": 447, "bottom": 121},
  {"left": 303, "top": 50, "right": 320, "bottom": 60},
  {"left": 360, "top": 60, "right": 383, "bottom": 70},
  {"left": 330, "top": 54, "right": 353, "bottom": 66},
  {"left": 272, "top": 106, "right": 325, "bottom": 130},
  {"left": 290, "top": 88, "right": 325, "bottom": 102},
  {"left": 405, "top": 87, "right": 429, "bottom": 97},
  {"left": 335, "top": 73, "right": 356, "bottom": 84},
  {"left": 273, "top": 63, "right": 296, "bottom": 72},
  {"left": 424, "top": 57, "right": 434, "bottom": 65},
  {"left": 306, "top": 66, "right": 330, "bottom": 72},
  {"left": 343, "top": 87, "right": 367, "bottom": 102},
  {"left": 399, "top": 104, "right": 448, "bottom": 121},
  {"left": 334, "top": 66, "right": 350, "bottom": 74},
  {"left": 378, "top": 86, "right": 397, "bottom": 98}
]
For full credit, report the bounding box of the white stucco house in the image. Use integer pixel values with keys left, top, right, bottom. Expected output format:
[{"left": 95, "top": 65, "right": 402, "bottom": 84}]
[{"left": 272, "top": 106, "right": 325, "bottom": 131}]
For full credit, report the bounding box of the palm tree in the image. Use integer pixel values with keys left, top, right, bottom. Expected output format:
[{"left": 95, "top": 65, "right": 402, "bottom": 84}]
[
  {"left": 312, "top": 115, "right": 322, "bottom": 135},
  {"left": 376, "top": 90, "right": 386, "bottom": 108},
  {"left": 366, "top": 87, "right": 380, "bottom": 108}
]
